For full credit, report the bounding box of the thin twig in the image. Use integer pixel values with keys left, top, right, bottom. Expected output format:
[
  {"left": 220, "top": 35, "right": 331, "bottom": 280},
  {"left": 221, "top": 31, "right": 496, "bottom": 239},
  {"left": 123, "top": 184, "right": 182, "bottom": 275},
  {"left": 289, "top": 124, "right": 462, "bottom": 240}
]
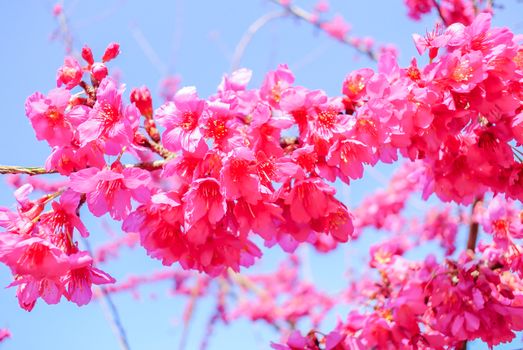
[
  {"left": 431, "top": 0, "right": 450, "bottom": 26},
  {"left": 230, "top": 11, "right": 286, "bottom": 72},
  {"left": 179, "top": 277, "right": 203, "bottom": 350},
  {"left": 129, "top": 23, "right": 169, "bottom": 76},
  {"left": 0, "top": 166, "right": 58, "bottom": 176},
  {"left": 466, "top": 197, "right": 483, "bottom": 252},
  {"left": 82, "top": 238, "right": 131, "bottom": 350},
  {"left": 0, "top": 160, "right": 166, "bottom": 176},
  {"left": 269, "top": 0, "right": 378, "bottom": 61},
  {"left": 96, "top": 286, "right": 132, "bottom": 350}
]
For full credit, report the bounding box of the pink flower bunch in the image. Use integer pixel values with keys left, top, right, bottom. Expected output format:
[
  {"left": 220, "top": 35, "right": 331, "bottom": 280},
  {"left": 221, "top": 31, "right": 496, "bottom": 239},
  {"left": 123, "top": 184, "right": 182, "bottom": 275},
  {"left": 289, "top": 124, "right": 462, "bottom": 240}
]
[
  {"left": 405, "top": 0, "right": 484, "bottom": 25},
  {"left": 343, "top": 13, "right": 523, "bottom": 204},
  {"left": 2, "top": 12, "right": 522, "bottom": 324},
  {"left": 0, "top": 188, "right": 114, "bottom": 310},
  {"left": 229, "top": 258, "right": 334, "bottom": 328},
  {"left": 353, "top": 161, "right": 424, "bottom": 232},
  {"left": 277, "top": 252, "right": 523, "bottom": 349}
]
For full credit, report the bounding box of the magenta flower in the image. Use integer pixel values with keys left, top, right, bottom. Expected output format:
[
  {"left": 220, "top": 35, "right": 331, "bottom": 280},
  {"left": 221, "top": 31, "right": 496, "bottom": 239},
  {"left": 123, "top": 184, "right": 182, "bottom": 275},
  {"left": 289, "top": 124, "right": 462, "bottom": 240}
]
[
  {"left": 320, "top": 14, "right": 351, "bottom": 40},
  {"left": 70, "top": 162, "right": 151, "bottom": 220},
  {"left": 260, "top": 64, "right": 295, "bottom": 107},
  {"left": 182, "top": 177, "right": 226, "bottom": 229},
  {"left": 155, "top": 86, "right": 205, "bottom": 152},
  {"left": 77, "top": 77, "right": 137, "bottom": 154},
  {"left": 327, "top": 139, "right": 373, "bottom": 183},
  {"left": 64, "top": 265, "right": 115, "bottom": 306},
  {"left": 56, "top": 56, "right": 83, "bottom": 89},
  {"left": 25, "top": 88, "right": 74, "bottom": 147},
  {"left": 284, "top": 178, "right": 336, "bottom": 223},
  {"left": 0, "top": 233, "right": 94, "bottom": 310},
  {"left": 437, "top": 51, "right": 486, "bottom": 93},
  {"left": 221, "top": 148, "right": 261, "bottom": 204}
]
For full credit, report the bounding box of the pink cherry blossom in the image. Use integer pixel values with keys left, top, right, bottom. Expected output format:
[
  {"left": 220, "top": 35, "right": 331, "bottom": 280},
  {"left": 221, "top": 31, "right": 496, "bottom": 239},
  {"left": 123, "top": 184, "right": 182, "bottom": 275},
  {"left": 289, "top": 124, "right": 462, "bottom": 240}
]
[{"left": 70, "top": 161, "right": 151, "bottom": 220}]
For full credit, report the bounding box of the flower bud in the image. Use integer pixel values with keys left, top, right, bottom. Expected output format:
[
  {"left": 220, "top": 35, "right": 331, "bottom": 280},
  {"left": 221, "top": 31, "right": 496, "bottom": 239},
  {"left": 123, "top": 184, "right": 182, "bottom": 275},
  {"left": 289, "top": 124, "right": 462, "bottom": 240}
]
[
  {"left": 56, "top": 56, "right": 82, "bottom": 89},
  {"left": 130, "top": 86, "right": 153, "bottom": 118},
  {"left": 91, "top": 62, "right": 108, "bottom": 82},
  {"left": 81, "top": 45, "right": 94, "bottom": 65},
  {"left": 102, "top": 42, "right": 120, "bottom": 62}
]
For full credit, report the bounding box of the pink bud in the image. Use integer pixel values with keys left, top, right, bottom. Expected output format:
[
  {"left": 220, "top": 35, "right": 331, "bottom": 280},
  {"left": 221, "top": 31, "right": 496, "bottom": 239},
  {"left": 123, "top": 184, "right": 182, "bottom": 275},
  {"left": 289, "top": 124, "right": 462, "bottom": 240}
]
[
  {"left": 56, "top": 56, "right": 82, "bottom": 89},
  {"left": 314, "top": 0, "right": 329, "bottom": 13},
  {"left": 102, "top": 42, "right": 120, "bottom": 62},
  {"left": 91, "top": 62, "right": 108, "bottom": 81},
  {"left": 130, "top": 86, "right": 153, "bottom": 117},
  {"left": 52, "top": 3, "right": 62, "bottom": 16},
  {"left": 81, "top": 46, "right": 94, "bottom": 65}
]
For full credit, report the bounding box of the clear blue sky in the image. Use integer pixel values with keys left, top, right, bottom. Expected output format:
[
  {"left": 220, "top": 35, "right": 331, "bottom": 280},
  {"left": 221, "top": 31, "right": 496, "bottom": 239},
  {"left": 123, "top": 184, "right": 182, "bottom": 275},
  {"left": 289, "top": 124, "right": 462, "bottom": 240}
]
[{"left": 0, "top": 1, "right": 522, "bottom": 349}]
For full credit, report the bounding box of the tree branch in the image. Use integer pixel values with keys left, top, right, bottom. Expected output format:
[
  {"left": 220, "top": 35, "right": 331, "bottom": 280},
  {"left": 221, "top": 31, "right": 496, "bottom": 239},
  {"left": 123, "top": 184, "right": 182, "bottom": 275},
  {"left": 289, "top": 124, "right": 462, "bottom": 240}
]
[
  {"left": 0, "top": 166, "right": 57, "bottom": 175},
  {"left": 230, "top": 10, "right": 286, "bottom": 72},
  {"left": 82, "top": 237, "right": 131, "bottom": 350},
  {"left": 431, "top": 0, "right": 450, "bottom": 26},
  {"left": 459, "top": 196, "right": 483, "bottom": 350},
  {"left": 269, "top": 0, "right": 378, "bottom": 61},
  {"left": 0, "top": 160, "right": 166, "bottom": 176},
  {"left": 466, "top": 197, "right": 482, "bottom": 252}
]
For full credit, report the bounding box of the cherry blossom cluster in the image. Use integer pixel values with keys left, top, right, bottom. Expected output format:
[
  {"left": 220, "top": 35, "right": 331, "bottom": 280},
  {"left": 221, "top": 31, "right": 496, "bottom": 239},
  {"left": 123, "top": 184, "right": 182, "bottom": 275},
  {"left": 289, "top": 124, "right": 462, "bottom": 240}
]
[
  {"left": 273, "top": 252, "right": 523, "bottom": 349},
  {"left": 0, "top": 10, "right": 521, "bottom": 344},
  {"left": 404, "top": 0, "right": 490, "bottom": 25}
]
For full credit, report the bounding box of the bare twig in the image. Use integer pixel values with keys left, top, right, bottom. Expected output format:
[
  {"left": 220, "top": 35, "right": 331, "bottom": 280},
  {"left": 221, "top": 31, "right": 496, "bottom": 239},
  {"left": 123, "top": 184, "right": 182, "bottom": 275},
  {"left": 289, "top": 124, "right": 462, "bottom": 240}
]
[
  {"left": 129, "top": 23, "right": 169, "bottom": 76},
  {"left": 431, "top": 0, "right": 450, "bottom": 26},
  {"left": 269, "top": 0, "right": 378, "bottom": 61},
  {"left": 179, "top": 277, "right": 203, "bottom": 350},
  {"left": 466, "top": 197, "right": 483, "bottom": 252},
  {"left": 0, "top": 160, "right": 166, "bottom": 176},
  {"left": 96, "top": 286, "right": 132, "bottom": 350},
  {"left": 82, "top": 238, "right": 131, "bottom": 350},
  {"left": 0, "top": 166, "right": 58, "bottom": 176},
  {"left": 230, "top": 11, "right": 286, "bottom": 72},
  {"left": 459, "top": 196, "right": 483, "bottom": 350}
]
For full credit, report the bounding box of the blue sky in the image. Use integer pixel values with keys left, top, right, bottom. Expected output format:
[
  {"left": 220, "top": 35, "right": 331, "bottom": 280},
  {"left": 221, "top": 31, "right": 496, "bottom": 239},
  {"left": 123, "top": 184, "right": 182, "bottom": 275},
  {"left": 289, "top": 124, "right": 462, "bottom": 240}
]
[{"left": 0, "top": 1, "right": 522, "bottom": 349}]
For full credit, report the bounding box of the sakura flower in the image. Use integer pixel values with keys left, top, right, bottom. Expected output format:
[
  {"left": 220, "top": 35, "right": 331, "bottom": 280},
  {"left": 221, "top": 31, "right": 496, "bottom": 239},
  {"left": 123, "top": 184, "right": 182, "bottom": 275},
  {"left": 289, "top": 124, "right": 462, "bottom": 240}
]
[
  {"left": 320, "top": 14, "right": 350, "bottom": 41},
  {"left": 404, "top": 0, "right": 432, "bottom": 20},
  {"left": 221, "top": 147, "right": 261, "bottom": 204},
  {"left": 56, "top": 56, "right": 83, "bottom": 89},
  {"left": 38, "top": 189, "right": 90, "bottom": 244},
  {"left": 77, "top": 77, "right": 136, "bottom": 154},
  {"left": 45, "top": 142, "right": 106, "bottom": 176},
  {"left": 154, "top": 86, "right": 206, "bottom": 152},
  {"left": 327, "top": 139, "right": 373, "bottom": 183},
  {"left": 123, "top": 192, "right": 185, "bottom": 267},
  {"left": 182, "top": 177, "right": 226, "bottom": 229},
  {"left": 260, "top": 64, "right": 295, "bottom": 107},
  {"left": 25, "top": 88, "right": 73, "bottom": 147},
  {"left": 70, "top": 161, "right": 151, "bottom": 220},
  {"left": 480, "top": 195, "right": 523, "bottom": 247},
  {"left": 285, "top": 178, "right": 337, "bottom": 223},
  {"left": 64, "top": 265, "right": 115, "bottom": 306},
  {"left": 218, "top": 68, "right": 252, "bottom": 92}
]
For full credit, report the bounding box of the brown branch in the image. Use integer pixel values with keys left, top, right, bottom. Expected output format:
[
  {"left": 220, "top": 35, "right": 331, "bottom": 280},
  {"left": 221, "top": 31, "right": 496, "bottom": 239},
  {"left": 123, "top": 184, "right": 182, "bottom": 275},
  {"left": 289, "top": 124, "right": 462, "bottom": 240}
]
[
  {"left": 270, "top": 0, "right": 378, "bottom": 61},
  {"left": 466, "top": 197, "right": 482, "bottom": 252},
  {"left": 459, "top": 196, "right": 483, "bottom": 350},
  {"left": 134, "top": 133, "right": 175, "bottom": 159},
  {"left": 0, "top": 166, "right": 58, "bottom": 176},
  {"left": 431, "top": 0, "right": 450, "bottom": 26},
  {"left": 0, "top": 160, "right": 166, "bottom": 176}
]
